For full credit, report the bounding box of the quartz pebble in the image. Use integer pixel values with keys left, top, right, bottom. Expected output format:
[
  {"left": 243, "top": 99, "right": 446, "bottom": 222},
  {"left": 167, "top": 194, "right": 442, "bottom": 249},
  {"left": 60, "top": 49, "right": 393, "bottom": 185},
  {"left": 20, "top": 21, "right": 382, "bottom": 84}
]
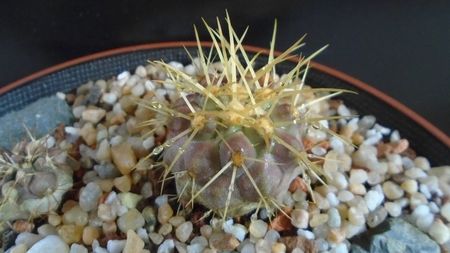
[
  {"left": 15, "top": 232, "right": 42, "bottom": 248},
  {"left": 428, "top": 220, "right": 450, "bottom": 244},
  {"left": 384, "top": 202, "right": 402, "bottom": 217},
  {"left": 79, "top": 182, "right": 102, "bottom": 212},
  {"left": 365, "top": 190, "right": 384, "bottom": 211},
  {"left": 107, "top": 240, "right": 126, "bottom": 253},
  {"left": 157, "top": 239, "right": 175, "bottom": 253},
  {"left": 441, "top": 203, "right": 450, "bottom": 222},
  {"left": 382, "top": 181, "right": 404, "bottom": 200},
  {"left": 158, "top": 203, "right": 174, "bottom": 224},
  {"left": 249, "top": 219, "right": 268, "bottom": 238},
  {"left": 327, "top": 208, "right": 341, "bottom": 228},
  {"left": 123, "top": 230, "right": 145, "bottom": 253},
  {"left": 27, "top": 235, "right": 69, "bottom": 253},
  {"left": 111, "top": 142, "right": 137, "bottom": 175},
  {"left": 70, "top": 243, "right": 88, "bottom": 253},
  {"left": 117, "top": 209, "right": 145, "bottom": 233},
  {"left": 176, "top": 221, "right": 193, "bottom": 242},
  {"left": 291, "top": 209, "right": 309, "bottom": 229},
  {"left": 82, "top": 108, "right": 106, "bottom": 124}
]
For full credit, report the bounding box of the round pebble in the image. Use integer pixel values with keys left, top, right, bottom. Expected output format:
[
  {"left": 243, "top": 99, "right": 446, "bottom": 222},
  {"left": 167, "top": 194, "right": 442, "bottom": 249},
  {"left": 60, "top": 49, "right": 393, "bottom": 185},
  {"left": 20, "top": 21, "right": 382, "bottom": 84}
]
[
  {"left": 249, "top": 220, "right": 268, "bottom": 238},
  {"left": 176, "top": 221, "right": 193, "bottom": 243},
  {"left": 79, "top": 182, "right": 102, "bottom": 212},
  {"left": 382, "top": 181, "right": 404, "bottom": 200},
  {"left": 117, "top": 208, "right": 145, "bottom": 233},
  {"left": 428, "top": 220, "right": 450, "bottom": 244},
  {"left": 291, "top": 209, "right": 309, "bottom": 229}
]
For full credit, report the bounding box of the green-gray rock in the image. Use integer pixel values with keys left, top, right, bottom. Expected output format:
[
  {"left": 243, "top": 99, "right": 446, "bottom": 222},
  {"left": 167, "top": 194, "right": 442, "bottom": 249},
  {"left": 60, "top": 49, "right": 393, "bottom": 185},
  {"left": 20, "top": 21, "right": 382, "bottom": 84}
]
[
  {"left": 0, "top": 96, "right": 73, "bottom": 149},
  {"left": 350, "top": 218, "right": 440, "bottom": 253}
]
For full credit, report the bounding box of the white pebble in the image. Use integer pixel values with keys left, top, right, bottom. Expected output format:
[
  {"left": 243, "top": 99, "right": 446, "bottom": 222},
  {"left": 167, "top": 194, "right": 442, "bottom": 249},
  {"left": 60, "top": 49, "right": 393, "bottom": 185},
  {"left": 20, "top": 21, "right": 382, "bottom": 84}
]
[
  {"left": 384, "top": 202, "right": 401, "bottom": 217},
  {"left": 102, "top": 93, "right": 118, "bottom": 105},
  {"left": 144, "top": 80, "right": 156, "bottom": 91},
  {"left": 72, "top": 106, "right": 86, "bottom": 119},
  {"left": 131, "top": 83, "right": 145, "bottom": 97},
  {"left": 330, "top": 243, "right": 348, "bottom": 253},
  {"left": 79, "top": 182, "right": 102, "bottom": 211},
  {"left": 297, "top": 229, "right": 315, "bottom": 240},
  {"left": 184, "top": 64, "right": 197, "bottom": 76},
  {"left": 337, "top": 104, "right": 351, "bottom": 117},
  {"left": 349, "top": 169, "right": 368, "bottom": 184},
  {"left": 414, "top": 157, "right": 430, "bottom": 170},
  {"left": 337, "top": 190, "right": 354, "bottom": 202},
  {"left": 176, "top": 222, "right": 193, "bottom": 243},
  {"left": 249, "top": 220, "right": 268, "bottom": 238},
  {"left": 135, "top": 65, "right": 147, "bottom": 77},
  {"left": 158, "top": 239, "right": 175, "bottom": 253},
  {"left": 428, "top": 221, "right": 450, "bottom": 244},
  {"left": 390, "top": 130, "right": 400, "bottom": 142},
  {"left": 65, "top": 126, "right": 80, "bottom": 137},
  {"left": 412, "top": 204, "right": 430, "bottom": 218},
  {"left": 106, "top": 240, "right": 126, "bottom": 253},
  {"left": 70, "top": 244, "right": 88, "bottom": 253},
  {"left": 440, "top": 203, "right": 450, "bottom": 222},
  {"left": 416, "top": 214, "right": 434, "bottom": 231},
  {"left": 27, "top": 235, "right": 69, "bottom": 253},
  {"left": 311, "top": 146, "right": 327, "bottom": 156},
  {"left": 326, "top": 192, "right": 340, "bottom": 207},
  {"left": 328, "top": 208, "right": 341, "bottom": 228},
  {"left": 117, "top": 71, "right": 130, "bottom": 86},
  {"left": 382, "top": 181, "right": 404, "bottom": 200},
  {"left": 405, "top": 167, "right": 427, "bottom": 179},
  {"left": 365, "top": 190, "right": 384, "bottom": 212}
]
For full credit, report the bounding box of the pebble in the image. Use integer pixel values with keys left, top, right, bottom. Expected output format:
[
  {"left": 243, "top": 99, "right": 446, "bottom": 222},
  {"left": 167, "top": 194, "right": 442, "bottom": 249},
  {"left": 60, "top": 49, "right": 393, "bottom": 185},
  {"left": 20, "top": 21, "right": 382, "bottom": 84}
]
[
  {"left": 337, "top": 190, "right": 354, "bottom": 202},
  {"left": 176, "top": 221, "right": 193, "bottom": 242},
  {"left": 405, "top": 167, "right": 427, "bottom": 179},
  {"left": 140, "top": 181, "right": 154, "bottom": 198},
  {"left": 209, "top": 233, "right": 240, "bottom": 251},
  {"left": 428, "top": 220, "right": 450, "bottom": 244},
  {"left": 365, "top": 190, "right": 384, "bottom": 211},
  {"left": 97, "top": 204, "right": 117, "bottom": 222},
  {"left": 226, "top": 224, "right": 248, "bottom": 242},
  {"left": 327, "top": 208, "right": 341, "bottom": 228},
  {"left": 102, "top": 93, "right": 118, "bottom": 105},
  {"left": 27, "top": 235, "right": 69, "bottom": 253},
  {"left": 96, "top": 139, "right": 111, "bottom": 162},
  {"left": 309, "top": 214, "right": 329, "bottom": 227},
  {"left": 366, "top": 207, "right": 388, "bottom": 228},
  {"left": 123, "top": 230, "right": 145, "bottom": 253},
  {"left": 416, "top": 214, "right": 434, "bottom": 231},
  {"left": 158, "top": 203, "right": 174, "bottom": 224},
  {"left": 149, "top": 232, "right": 164, "bottom": 245},
  {"left": 384, "top": 202, "right": 402, "bottom": 217},
  {"left": 348, "top": 207, "right": 365, "bottom": 226},
  {"left": 159, "top": 223, "right": 173, "bottom": 236},
  {"left": 79, "top": 182, "right": 102, "bottom": 212},
  {"left": 272, "top": 242, "right": 287, "bottom": 253},
  {"left": 412, "top": 204, "right": 430, "bottom": 218},
  {"left": 326, "top": 192, "right": 340, "bottom": 207},
  {"left": 169, "top": 215, "right": 186, "bottom": 227},
  {"left": 113, "top": 175, "right": 132, "bottom": 192},
  {"left": 131, "top": 83, "right": 145, "bottom": 97},
  {"left": 441, "top": 203, "right": 450, "bottom": 222},
  {"left": 15, "top": 232, "right": 42, "bottom": 249},
  {"left": 349, "top": 169, "right": 368, "bottom": 184},
  {"left": 111, "top": 142, "right": 137, "bottom": 175},
  {"left": 249, "top": 219, "right": 268, "bottom": 238},
  {"left": 330, "top": 243, "right": 348, "bottom": 253},
  {"left": 401, "top": 179, "right": 418, "bottom": 194},
  {"left": 82, "top": 226, "right": 100, "bottom": 246},
  {"left": 291, "top": 209, "right": 309, "bottom": 229},
  {"left": 70, "top": 243, "right": 88, "bottom": 253},
  {"left": 240, "top": 243, "right": 256, "bottom": 253},
  {"left": 297, "top": 229, "right": 315, "bottom": 240},
  {"left": 37, "top": 224, "right": 57, "bottom": 236},
  {"left": 157, "top": 239, "right": 175, "bottom": 253},
  {"left": 382, "top": 181, "right": 404, "bottom": 200},
  {"left": 63, "top": 205, "right": 89, "bottom": 226},
  {"left": 106, "top": 240, "right": 126, "bottom": 253},
  {"left": 118, "top": 192, "right": 143, "bottom": 209},
  {"left": 82, "top": 108, "right": 106, "bottom": 124},
  {"left": 117, "top": 208, "right": 145, "bottom": 233},
  {"left": 254, "top": 239, "right": 271, "bottom": 253},
  {"left": 57, "top": 224, "right": 83, "bottom": 244}
]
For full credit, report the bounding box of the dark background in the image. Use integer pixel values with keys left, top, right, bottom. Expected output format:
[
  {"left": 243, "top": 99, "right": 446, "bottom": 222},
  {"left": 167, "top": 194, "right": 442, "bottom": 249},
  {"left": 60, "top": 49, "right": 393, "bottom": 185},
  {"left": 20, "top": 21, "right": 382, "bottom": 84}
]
[{"left": 0, "top": 0, "right": 449, "bottom": 135}]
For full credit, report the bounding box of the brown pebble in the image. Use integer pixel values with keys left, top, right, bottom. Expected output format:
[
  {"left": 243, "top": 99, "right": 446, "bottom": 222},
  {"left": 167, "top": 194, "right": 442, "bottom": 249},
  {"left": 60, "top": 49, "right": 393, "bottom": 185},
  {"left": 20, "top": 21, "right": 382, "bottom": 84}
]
[
  {"left": 114, "top": 175, "right": 132, "bottom": 192},
  {"left": 289, "top": 177, "right": 308, "bottom": 193},
  {"left": 279, "top": 236, "right": 316, "bottom": 253},
  {"left": 392, "top": 139, "right": 409, "bottom": 154},
  {"left": 82, "top": 226, "right": 101, "bottom": 245},
  {"left": 111, "top": 142, "right": 137, "bottom": 175},
  {"left": 270, "top": 209, "right": 293, "bottom": 232},
  {"left": 123, "top": 230, "right": 145, "bottom": 253},
  {"left": 327, "top": 228, "right": 346, "bottom": 244},
  {"left": 12, "top": 220, "right": 34, "bottom": 233},
  {"left": 209, "top": 232, "right": 240, "bottom": 251}
]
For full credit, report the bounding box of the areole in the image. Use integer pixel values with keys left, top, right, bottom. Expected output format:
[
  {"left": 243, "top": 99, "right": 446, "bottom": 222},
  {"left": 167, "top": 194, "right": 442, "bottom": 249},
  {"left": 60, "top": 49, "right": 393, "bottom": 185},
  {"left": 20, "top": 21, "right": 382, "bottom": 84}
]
[{"left": 1, "top": 41, "right": 448, "bottom": 148}]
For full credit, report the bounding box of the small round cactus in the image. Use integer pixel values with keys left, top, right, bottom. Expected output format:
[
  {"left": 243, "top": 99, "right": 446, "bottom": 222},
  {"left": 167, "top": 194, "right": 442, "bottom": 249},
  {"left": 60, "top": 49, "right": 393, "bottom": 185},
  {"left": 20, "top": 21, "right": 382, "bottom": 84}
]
[
  {"left": 141, "top": 16, "right": 348, "bottom": 218},
  {"left": 0, "top": 133, "right": 73, "bottom": 227}
]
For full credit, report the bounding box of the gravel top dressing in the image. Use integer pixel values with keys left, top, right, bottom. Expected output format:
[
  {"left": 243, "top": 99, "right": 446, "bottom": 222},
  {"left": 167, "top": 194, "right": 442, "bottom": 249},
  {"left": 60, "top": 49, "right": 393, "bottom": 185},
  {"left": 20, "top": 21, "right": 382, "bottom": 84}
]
[{"left": 1, "top": 16, "right": 449, "bottom": 253}]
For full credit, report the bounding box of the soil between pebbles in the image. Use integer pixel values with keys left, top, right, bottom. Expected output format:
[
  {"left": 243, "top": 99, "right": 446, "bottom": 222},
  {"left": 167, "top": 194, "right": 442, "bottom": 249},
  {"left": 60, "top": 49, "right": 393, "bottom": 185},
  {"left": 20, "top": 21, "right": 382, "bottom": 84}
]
[{"left": 2, "top": 60, "right": 450, "bottom": 253}]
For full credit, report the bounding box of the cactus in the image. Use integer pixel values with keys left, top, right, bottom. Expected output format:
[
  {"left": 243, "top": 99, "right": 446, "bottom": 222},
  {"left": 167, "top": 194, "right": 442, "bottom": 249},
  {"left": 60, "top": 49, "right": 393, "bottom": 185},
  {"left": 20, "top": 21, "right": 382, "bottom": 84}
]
[
  {"left": 0, "top": 132, "right": 73, "bottom": 228},
  {"left": 141, "top": 15, "right": 350, "bottom": 218}
]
